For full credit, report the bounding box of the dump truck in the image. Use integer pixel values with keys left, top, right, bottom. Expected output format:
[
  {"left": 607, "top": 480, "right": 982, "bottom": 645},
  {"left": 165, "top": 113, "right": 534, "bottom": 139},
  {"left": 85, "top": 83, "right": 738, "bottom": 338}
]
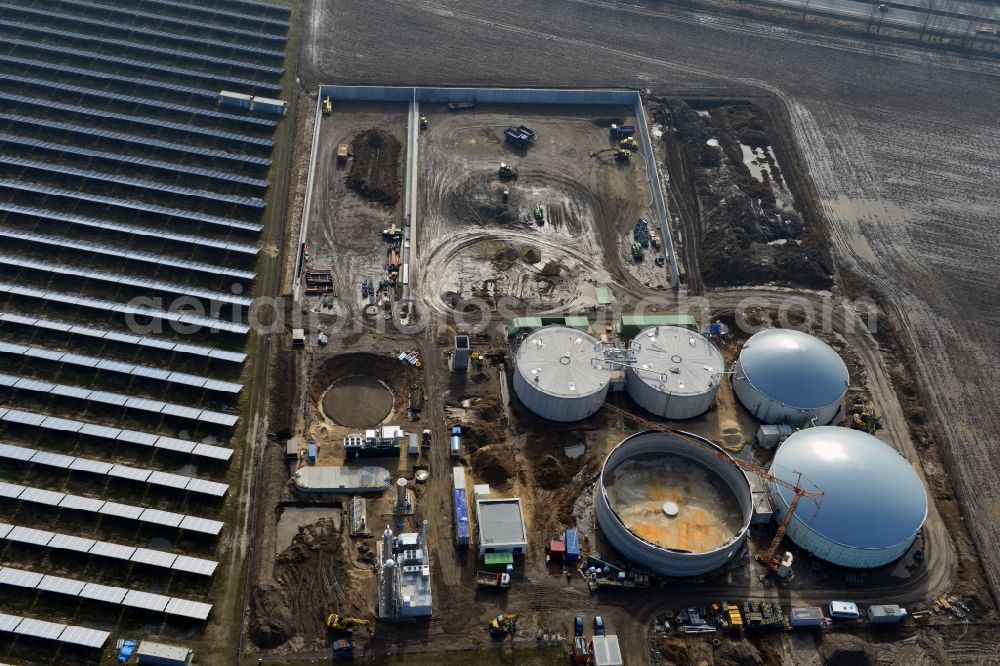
[
  {"left": 504, "top": 125, "right": 536, "bottom": 148},
  {"left": 476, "top": 571, "right": 511, "bottom": 589},
  {"left": 619, "top": 136, "right": 638, "bottom": 150},
  {"left": 631, "top": 242, "right": 643, "bottom": 260},
  {"left": 336, "top": 143, "right": 349, "bottom": 163},
  {"left": 609, "top": 124, "right": 635, "bottom": 139}
]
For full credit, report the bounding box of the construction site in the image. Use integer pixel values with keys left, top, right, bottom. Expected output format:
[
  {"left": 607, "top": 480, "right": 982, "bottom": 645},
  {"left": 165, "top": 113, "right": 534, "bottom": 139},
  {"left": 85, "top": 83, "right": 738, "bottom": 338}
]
[{"left": 2, "top": 0, "right": 999, "bottom": 664}]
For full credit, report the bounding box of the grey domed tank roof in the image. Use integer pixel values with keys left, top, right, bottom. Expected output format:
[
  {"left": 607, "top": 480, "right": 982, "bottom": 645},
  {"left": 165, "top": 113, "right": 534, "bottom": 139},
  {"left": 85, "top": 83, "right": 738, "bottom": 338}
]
[
  {"left": 738, "top": 329, "right": 849, "bottom": 410},
  {"left": 771, "top": 427, "right": 927, "bottom": 550}
]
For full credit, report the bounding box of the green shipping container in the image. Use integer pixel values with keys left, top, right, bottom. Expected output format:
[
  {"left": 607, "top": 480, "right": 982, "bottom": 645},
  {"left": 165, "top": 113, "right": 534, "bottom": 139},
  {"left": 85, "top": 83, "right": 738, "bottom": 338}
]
[
  {"left": 618, "top": 314, "right": 698, "bottom": 337},
  {"left": 483, "top": 552, "right": 514, "bottom": 569}
]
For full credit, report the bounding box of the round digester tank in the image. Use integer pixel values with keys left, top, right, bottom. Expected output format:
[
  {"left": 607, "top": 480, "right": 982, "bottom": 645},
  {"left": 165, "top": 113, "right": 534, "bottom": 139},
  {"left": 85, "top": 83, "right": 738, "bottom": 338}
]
[
  {"left": 768, "top": 426, "right": 927, "bottom": 568},
  {"left": 513, "top": 326, "right": 610, "bottom": 422},
  {"left": 626, "top": 326, "right": 724, "bottom": 420},
  {"left": 732, "top": 329, "right": 849, "bottom": 426},
  {"left": 594, "top": 430, "right": 753, "bottom": 577}
]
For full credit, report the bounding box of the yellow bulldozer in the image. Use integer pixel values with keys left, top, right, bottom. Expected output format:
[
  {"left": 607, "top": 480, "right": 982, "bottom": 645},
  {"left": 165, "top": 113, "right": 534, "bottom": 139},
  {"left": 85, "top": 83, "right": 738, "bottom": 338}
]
[
  {"left": 489, "top": 613, "right": 520, "bottom": 636},
  {"left": 326, "top": 613, "right": 372, "bottom": 632}
]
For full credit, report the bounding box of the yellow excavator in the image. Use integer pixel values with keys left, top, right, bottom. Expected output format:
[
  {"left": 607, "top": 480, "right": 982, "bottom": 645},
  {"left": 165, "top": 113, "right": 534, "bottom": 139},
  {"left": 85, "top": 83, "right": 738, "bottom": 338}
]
[
  {"left": 590, "top": 147, "right": 630, "bottom": 161},
  {"left": 326, "top": 613, "right": 372, "bottom": 632},
  {"left": 322, "top": 96, "right": 332, "bottom": 115},
  {"left": 619, "top": 136, "right": 638, "bottom": 150},
  {"left": 489, "top": 613, "right": 520, "bottom": 636}
]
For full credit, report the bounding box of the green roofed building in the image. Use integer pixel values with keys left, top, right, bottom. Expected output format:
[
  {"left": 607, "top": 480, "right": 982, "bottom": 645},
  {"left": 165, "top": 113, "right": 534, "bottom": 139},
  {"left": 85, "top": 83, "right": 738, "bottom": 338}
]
[
  {"left": 507, "top": 316, "right": 590, "bottom": 337},
  {"left": 618, "top": 314, "right": 698, "bottom": 337}
]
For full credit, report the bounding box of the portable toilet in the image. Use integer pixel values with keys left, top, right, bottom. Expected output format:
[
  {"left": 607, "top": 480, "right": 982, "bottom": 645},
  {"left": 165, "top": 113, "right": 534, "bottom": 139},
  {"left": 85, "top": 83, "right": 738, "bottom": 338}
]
[{"left": 307, "top": 440, "right": 317, "bottom": 465}]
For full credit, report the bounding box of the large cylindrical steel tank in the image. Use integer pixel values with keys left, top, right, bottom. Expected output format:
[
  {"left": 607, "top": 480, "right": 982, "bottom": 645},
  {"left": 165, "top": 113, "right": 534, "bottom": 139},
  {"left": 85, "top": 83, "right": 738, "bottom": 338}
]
[
  {"left": 732, "top": 329, "right": 849, "bottom": 426},
  {"left": 626, "top": 326, "right": 724, "bottom": 420},
  {"left": 594, "top": 430, "right": 753, "bottom": 577},
  {"left": 513, "top": 326, "right": 610, "bottom": 422},
  {"left": 768, "top": 426, "right": 927, "bottom": 568}
]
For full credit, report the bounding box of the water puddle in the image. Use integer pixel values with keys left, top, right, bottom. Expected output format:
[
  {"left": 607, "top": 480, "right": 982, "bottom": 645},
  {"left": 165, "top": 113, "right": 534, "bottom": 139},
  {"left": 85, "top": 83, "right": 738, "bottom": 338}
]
[
  {"left": 564, "top": 443, "right": 586, "bottom": 459},
  {"left": 706, "top": 138, "right": 720, "bottom": 149}
]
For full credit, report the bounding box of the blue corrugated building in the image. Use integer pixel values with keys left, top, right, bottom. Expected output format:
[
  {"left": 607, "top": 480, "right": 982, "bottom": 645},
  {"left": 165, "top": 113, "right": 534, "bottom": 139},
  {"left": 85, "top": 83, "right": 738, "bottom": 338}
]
[
  {"left": 565, "top": 529, "right": 581, "bottom": 562},
  {"left": 454, "top": 489, "right": 470, "bottom": 546}
]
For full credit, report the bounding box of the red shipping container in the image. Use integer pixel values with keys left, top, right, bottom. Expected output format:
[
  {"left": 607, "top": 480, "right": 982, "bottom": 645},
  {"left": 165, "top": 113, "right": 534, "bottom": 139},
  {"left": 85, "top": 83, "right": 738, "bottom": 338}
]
[{"left": 549, "top": 540, "right": 566, "bottom": 558}]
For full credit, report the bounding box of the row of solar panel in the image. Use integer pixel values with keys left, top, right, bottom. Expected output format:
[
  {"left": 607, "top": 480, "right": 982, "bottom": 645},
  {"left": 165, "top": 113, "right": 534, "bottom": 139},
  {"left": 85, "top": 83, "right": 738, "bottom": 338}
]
[
  {"left": 0, "top": 71, "right": 278, "bottom": 128},
  {"left": 0, "top": 281, "right": 251, "bottom": 335},
  {"left": 0, "top": 481, "right": 224, "bottom": 535},
  {"left": 0, "top": 53, "right": 213, "bottom": 98},
  {"left": 0, "top": 522, "right": 217, "bottom": 576},
  {"left": 135, "top": 0, "right": 290, "bottom": 30},
  {"left": 0, "top": 179, "right": 263, "bottom": 233},
  {"left": 0, "top": 17, "right": 285, "bottom": 77},
  {"left": 0, "top": 612, "right": 108, "bottom": 649},
  {"left": 0, "top": 340, "right": 244, "bottom": 393},
  {"left": 63, "top": 0, "right": 288, "bottom": 43},
  {"left": 0, "top": 202, "right": 259, "bottom": 256},
  {"left": 0, "top": 253, "right": 254, "bottom": 307},
  {"left": 0, "top": 132, "right": 269, "bottom": 188},
  {"left": 0, "top": 89, "right": 275, "bottom": 148},
  {"left": 0, "top": 112, "right": 272, "bottom": 169},
  {"left": 0, "top": 372, "right": 240, "bottom": 427},
  {"left": 0, "top": 406, "right": 232, "bottom": 461},
  {"left": 0, "top": 36, "right": 282, "bottom": 96},
  {"left": 0, "top": 1, "right": 286, "bottom": 60},
  {"left": 203, "top": 0, "right": 291, "bottom": 15},
  {"left": 0, "top": 565, "right": 212, "bottom": 620},
  {"left": 0, "top": 155, "right": 266, "bottom": 208},
  {"left": 0, "top": 229, "right": 257, "bottom": 281},
  {"left": 0, "top": 312, "right": 247, "bottom": 364},
  {"left": 0, "top": 442, "right": 229, "bottom": 496}
]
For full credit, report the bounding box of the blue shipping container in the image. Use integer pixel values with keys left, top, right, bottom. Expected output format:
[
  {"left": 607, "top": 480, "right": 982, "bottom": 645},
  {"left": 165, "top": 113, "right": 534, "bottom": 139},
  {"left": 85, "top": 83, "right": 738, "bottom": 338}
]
[
  {"left": 307, "top": 440, "right": 317, "bottom": 465},
  {"left": 453, "top": 489, "right": 470, "bottom": 545},
  {"left": 565, "top": 529, "right": 580, "bottom": 561}
]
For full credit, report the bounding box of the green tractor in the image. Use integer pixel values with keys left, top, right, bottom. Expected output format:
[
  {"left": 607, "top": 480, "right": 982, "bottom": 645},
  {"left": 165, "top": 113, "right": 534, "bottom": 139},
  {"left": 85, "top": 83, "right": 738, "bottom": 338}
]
[
  {"left": 533, "top": 205, "right": 544, "bottom": 225},
  {"left": 631, "top": 242, "right": 644, "bottom": 261}
]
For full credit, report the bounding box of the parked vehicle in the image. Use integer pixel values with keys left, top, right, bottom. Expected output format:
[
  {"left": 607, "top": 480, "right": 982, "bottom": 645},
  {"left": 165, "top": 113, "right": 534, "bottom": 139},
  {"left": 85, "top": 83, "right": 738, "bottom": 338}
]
[
  {"left": 574, "top": 616, "right": 585, "bottom": 637},
  {"left": 593, "top": 616, "right": 606, "bottom": 635},
  {"left": 475, "top": 571, "right": 510, "bottom": 589},
  {"left": 829, "top": 601, "right": 860, "bottom": 620}
]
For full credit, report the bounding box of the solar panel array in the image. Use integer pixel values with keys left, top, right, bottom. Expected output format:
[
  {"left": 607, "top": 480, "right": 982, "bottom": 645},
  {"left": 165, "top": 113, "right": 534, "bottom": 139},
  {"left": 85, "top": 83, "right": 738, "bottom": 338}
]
[
  {"left": 0, "top": 566, "right": 212, "bottom": 620},
  {"left": 0, "top": 523, "right": 218, "bottom": 576},
  {"left": 0, "top": 482, "right": 224, "bottom": 536},
  {"left": 0, "top": 612, "right": 108, "bottom": 649},
  {"left": 0, "top": 253, "right": 254, "bottom": 306},
  {"left": 0, "top": 228, "right": 258, "bottom": 279},
  {"left": 0, "top": 0, "right": 288, "bottom": 639},
  {"left": 0, "top": 372, "right": 239, "bottom": 426},
  {"left": 0, "top": 443, "right": 229, "bottom": 496},
  {"left": 0, "top": 312, "right": 247, "bottom": 363},
  {"left": 0, "top": 407, "right": 232, "bottom": 461}
]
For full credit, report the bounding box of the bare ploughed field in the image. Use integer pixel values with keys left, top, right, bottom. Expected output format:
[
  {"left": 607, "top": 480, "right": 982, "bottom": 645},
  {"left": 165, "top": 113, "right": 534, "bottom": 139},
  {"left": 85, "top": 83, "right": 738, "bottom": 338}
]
[{"left": 303, "top": 0, "right": 1000, "bottom": 604}]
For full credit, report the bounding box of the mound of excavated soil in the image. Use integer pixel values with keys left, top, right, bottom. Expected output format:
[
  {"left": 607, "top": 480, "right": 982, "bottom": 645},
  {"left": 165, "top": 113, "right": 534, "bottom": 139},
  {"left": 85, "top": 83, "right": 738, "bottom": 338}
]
[
  {"left": 347, "top": 129, "right": 401, "bottom": 205},
  {"left": 470, "top": 444, "right": 515, "bottom": 488},
  {"left": 716, "top": 639, "right": 764, "bottom": 666},
  {"left": 820, "top": 634, "right": 875, "bottom": 666},
  {"left": 535, "top": 454, "right": 567, "bottom": 490},
  {"left": 322, "top": 374, "right": 393, "bottom": 427}
]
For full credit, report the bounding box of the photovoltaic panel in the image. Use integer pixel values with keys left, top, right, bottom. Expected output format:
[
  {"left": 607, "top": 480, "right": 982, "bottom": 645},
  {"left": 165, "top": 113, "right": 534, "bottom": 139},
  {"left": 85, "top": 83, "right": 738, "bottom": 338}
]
[
  {"left": 57, "top": 625, "right": 109, "bottom": 648},
  {"left": 0, "top": 17, "right": 284, "bottom": 75},
  {"left": 0, "top": 482, "right": 25, "bottom": 499},
  {"left": 199, "top": 411, "right": 240, "bottom": 427},
  {"left": 0, "top": 36, "right": 280, "bottom": 95},
  {"left": 0, "top": 524, "right": 11, "bottom": 538},
  {"left": 0, "top": 155, "right": 266, "bottom": 206},
  {"left": 117, "top": 430, "right": 159, "bottom": 446},
  {"left": 0, "top": 568, "right": 42, "bottom": 588},
  {"left": 0, "top": 228, "right": 257, "bottom": 279},
  {"left": 55, "top": 0, "right": 288, "bottom": 44},
  {"left": 170, "top": 555, "right": 218, "bottom": 577},
  {"left": 161, "top": 404, "right": 204, "bottom": 420},
  {"left": 208, "top": 349, "right": 249, "bottom": 363},
  {"left": 17, "top": 487, "right": 65, "bottom": 507},
  {"left": 152, "top": 438, "right": 195, "bottom": 454},
  {"left": 100, "top": 331, "right": 143, "bottom": 345},
  {"left": 164, "top": 597, "right": 213, "bottom": 621},
  {"left": 6, "top": 526, "right": 53, "bottom": 547},
  {"left": 124, "top": 397, "right": 168, "bottom": 411},
  {"left": 87, "top": 541, "right": 134, "bottom": 561},
  {"left": 0, "top": 8, "right": 285, "bottom": 61},
  {"left": 13, "top": 617, "right": 63, "bottom": 640},
  {"left": 0, "top": 180, "right": 264, "bottom": 232},
  {"left": 79, "top": 583, "right": 127, "bottom": 605},
  {"left": 68, "top": 458, "right": 113, "bottom": 475},
  {"left": 147, "top": 471, "right": 190, "bottom": 490},
  {"left": 191, "top": 443, "right": 233, "bottom": 461},
  {"left": 0, "top": 442, "right": 36, "bottom": 461},
  {"left": 58, "top": 495, "right": 105, "bottom": 513},
  {"left": 0, "top": 613, "right": 21, "bottom": 632},
  {"left": 165, "top": 372, "right": 207, "bottom": 388},
  {"left": 79, "top": 424, "right": 122, "bottom": 440},
  {"left": 87, "top": 391, "right": 129, "bottom": 407},
  {"left": 37, "top": 418, "right": 82, "bottom": 433},
  {"left": 133, "top": 0, "right": 289, "bottom": 29},
  {"left": 122, "top": 590, "right": 170, "bottom": 612},
  {"left": 14, "top": 378, "right": 55, "bottom": 392},
  {"left": 130, "top": 548, "right": 177, "bottom": 569},
  {"left": 47, "top": 533, "right": 96, "bottom": 553},
  {"left": 37, "top": 575, "right": 86, "bottom": 596},
  {"left": 29, "top": 450, "right": 75, "bottom": 468},
  {"left": 139, "top": 509, "right": 184, "bottom": 528},
  {"left": 24, "top": 348, "right": 66, "bottom": 362},
  {"left": 179, "top": 516, "right": 224, "bottom": 536},
  {"left": 183, "top": 478, "right": 229, "bottom": 497},
  {"left": 138, "top": 337, "right": 178, "bottom": 350},
  {"left": 0, "top": 53, "right": 212, "bottom": 98},
  {"left": 98, "top": 502, "right": 145, "bottom": 521},
  {"left": 107, "top": 465, "right": 152, "bottom": 483},
  {"left": 49, "top": 385, "right": 91, "bottom": 400}
]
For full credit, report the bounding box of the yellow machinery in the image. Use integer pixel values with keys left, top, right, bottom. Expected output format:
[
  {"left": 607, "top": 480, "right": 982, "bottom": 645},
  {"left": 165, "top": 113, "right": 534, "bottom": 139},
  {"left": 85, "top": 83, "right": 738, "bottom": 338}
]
[
  {"left": 488, "top": 613, "right": 520, "bottom": 635},
  {"left": 498, "top": 163, "right": 518, "bottom": 180},
  {"left": 619, "top": 136, "right": 638, "bottom": 150},
  {"left": 326, "top": 613, "right": 372, "bottom": 632},
  {"left": 322, "top": 96, "right": 332, "bottom": 115},
  {"left": 590, "top": 147, "right": 631, "bottom": 161}
]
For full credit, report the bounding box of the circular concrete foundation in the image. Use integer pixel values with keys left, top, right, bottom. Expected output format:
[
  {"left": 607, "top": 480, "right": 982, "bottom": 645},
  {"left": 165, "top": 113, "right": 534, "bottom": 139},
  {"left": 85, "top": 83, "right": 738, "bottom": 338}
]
[{"left": 322, "top": 375, "right": 394, "bottom": 427}]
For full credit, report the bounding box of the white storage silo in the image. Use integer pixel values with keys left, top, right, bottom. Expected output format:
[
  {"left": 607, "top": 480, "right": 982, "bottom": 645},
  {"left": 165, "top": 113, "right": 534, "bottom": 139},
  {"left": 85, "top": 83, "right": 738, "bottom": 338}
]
[
  {"left": 626, "top": 326, "right": 724, "bottom": 420},
  {"left": 732, "top": 329, "right": 849, "bottom": 426},
  {"left": 513, "top": 326, "right": 610, "bottom": 422},
  {"left": 768, "top": 427, "right": 927, "bottom": 568}
]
